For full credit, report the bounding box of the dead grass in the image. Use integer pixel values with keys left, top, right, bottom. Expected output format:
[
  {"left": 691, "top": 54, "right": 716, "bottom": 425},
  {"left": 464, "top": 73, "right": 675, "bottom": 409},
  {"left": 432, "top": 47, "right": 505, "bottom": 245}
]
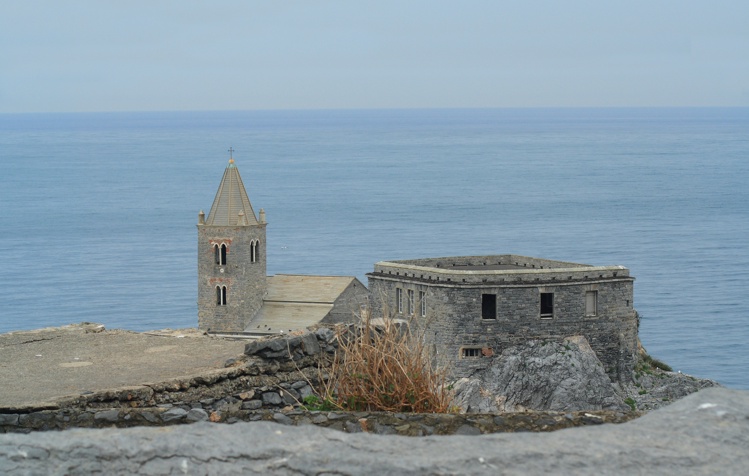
[{"left": 319, "top": 308, "right": 452, "bottom": 413}]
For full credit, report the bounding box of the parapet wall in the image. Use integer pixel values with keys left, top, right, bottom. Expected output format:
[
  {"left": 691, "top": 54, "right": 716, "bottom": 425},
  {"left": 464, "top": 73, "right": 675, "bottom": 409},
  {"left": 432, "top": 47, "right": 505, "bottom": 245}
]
[
  {"left": 395, "top": 255, "right": 590, "bottom": 269},
  {"left": 372, "top": 259, "right": 629, "bottom": 286}
]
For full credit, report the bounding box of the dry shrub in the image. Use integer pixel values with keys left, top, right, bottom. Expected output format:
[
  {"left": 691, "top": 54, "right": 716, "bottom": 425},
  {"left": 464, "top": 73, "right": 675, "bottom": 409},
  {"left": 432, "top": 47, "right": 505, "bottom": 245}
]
[{"left": 322, "top": 310, "right": 452, "bottom": 413}]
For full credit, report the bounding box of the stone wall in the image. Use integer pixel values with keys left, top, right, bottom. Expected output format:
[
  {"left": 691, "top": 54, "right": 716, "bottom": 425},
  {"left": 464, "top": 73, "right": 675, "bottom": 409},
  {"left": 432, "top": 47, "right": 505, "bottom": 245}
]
[
  {"left": 368, "top": 257, "right": 638, "bottom": 381},
  {"left": 0, "top": 328, "right": 639, "bottom": 434},
  {"left": 0, "top": 328, "right": 331, "bottom": 433},
  {"left": 197, "top": 223, "right": 267, "bottom": 332},
  {"left": 323, "top": 279, "right": 370, "bottom": 325}
]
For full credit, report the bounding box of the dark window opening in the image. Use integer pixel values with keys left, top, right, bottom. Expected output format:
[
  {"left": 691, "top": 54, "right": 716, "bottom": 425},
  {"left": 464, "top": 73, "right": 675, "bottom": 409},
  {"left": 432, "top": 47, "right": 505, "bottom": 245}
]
[
  {"left": 540, "top": 292, "right": 554, "bottom": 318},
  {"left": 419, "top": 291, "right": 426, "bottom": 317},
  {"left": 481, "top": 294, "right": 497, "bottom": 319},
  {"left": 215, "top": 244, "right": 227, "bottom": 266},
  {"left": 216, "top": 285, "right": 227, "bottom": 306}
]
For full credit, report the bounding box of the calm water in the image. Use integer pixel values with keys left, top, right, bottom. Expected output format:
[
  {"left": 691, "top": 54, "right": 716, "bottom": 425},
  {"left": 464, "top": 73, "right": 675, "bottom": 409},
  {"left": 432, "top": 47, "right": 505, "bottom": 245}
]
[{"left": 1, "top": 108, "right": 747, "bottom": 389}]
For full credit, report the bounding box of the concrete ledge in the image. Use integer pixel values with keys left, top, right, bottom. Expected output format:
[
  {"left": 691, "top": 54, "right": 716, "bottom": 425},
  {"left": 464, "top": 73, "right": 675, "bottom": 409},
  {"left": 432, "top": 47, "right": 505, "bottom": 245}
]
[{"left": 0, "top": 388, "right": 746, "bottom": 475}]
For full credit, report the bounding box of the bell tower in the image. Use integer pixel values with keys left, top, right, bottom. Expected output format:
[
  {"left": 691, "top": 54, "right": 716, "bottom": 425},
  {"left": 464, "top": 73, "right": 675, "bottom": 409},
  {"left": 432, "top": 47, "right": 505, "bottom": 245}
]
[{"left": 197, "top": 152, "right": 267, "bottom": 332}]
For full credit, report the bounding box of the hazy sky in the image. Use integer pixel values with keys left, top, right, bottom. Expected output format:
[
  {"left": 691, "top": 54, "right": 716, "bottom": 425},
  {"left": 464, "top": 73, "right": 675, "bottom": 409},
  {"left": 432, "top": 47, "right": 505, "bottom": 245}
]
[{"left": 1, "top": 1, "right": 747, "bottom": 113}]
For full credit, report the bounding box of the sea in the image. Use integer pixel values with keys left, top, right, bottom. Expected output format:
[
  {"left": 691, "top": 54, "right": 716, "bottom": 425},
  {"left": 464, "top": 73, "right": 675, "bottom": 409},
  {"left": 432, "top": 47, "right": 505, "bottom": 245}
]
[{"left": 1, "top": 108, "right": 747, "bottom": 389}]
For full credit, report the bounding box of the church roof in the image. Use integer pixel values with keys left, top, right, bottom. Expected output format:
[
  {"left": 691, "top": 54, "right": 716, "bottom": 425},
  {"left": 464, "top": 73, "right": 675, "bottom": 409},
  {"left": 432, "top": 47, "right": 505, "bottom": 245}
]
[
  {"left": 264, "top": 274, "right": 356, "bottom": 304},
  {"left": 244, "top": 275, "right": 359, "bottom": 334},
  {"left": 205, "top": 159, "right": 258, "bottom": 226}
]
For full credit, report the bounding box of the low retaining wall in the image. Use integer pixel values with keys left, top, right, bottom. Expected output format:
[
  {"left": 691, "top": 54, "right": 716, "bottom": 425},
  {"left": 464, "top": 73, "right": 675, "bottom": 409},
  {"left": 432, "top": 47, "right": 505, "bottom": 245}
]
[{"left": 0, "top": 327, "right": 638, "bottom": 434}]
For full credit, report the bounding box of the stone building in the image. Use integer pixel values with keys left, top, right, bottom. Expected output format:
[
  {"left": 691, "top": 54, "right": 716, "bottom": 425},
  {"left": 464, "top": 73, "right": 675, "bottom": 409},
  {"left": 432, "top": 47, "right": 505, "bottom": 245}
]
[
  {"left": 197, "top": 157, "right": 368, "bottom": 334},
  {"left": 367, "top": 255, "right": 638, "bottom": 381}
]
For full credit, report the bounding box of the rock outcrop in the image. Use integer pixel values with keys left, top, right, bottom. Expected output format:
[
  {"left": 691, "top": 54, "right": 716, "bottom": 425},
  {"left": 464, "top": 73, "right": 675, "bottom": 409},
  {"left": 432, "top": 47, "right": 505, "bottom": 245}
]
[
  {"left": 452, "top": 337, "right": 628, "bottom": 412},
  {"left": 1, "top": 387, "right": 746, "bottom": 475}
]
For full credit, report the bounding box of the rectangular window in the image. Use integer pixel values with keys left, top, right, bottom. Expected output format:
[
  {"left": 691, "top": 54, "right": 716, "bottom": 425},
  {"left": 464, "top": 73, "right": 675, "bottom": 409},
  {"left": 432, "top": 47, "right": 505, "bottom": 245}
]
[
  {"left": 407, "top": 289, "right": 415, "bottom": 315},
  {"left": 481, "top": 294, "right": 497, "bottom": 319},
  {"left": 586, "top": 291, "right": 598, "bottom": 316},
  {"left": 216, "top": 286, "right": 227, "bottom": 306},
  {"left": 540, "top": 292, "right": 554, "bottom": 318},
  {"left": 396, "top": 288, "right": 403, "bottom": 314},
  {"left": 419, "top": 291, "right": 426, "bottom": 317},
  {"left": 461, "top": 347, "right": 482, "bottom": 358}
]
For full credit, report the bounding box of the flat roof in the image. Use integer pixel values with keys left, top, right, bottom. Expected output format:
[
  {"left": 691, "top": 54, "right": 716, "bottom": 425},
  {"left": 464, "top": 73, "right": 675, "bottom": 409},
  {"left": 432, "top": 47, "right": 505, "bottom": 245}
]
[
  {"left": 0, "top": 324, "right": 245, "bottom": 410},
  {"left": 369, "top": 255, "right": 630, "bottom": 285}
]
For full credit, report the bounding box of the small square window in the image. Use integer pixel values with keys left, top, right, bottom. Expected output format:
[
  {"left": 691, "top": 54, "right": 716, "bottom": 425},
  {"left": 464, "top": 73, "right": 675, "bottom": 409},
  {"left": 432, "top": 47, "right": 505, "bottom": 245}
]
[{"left": 461, "top": 347, "right": 482, "bottom": 358}]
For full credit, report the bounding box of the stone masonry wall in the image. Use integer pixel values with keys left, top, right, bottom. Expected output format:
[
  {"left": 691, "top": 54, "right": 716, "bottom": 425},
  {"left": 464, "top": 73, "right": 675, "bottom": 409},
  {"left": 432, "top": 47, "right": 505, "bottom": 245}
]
[
  {"left": 323, "top": 280, "right": 370, "bottom": 325},
  {"left": 0, "top": 328, "right": 333, "bottom": 433},
  {"left": 0, "top": 328, "right": 637, "bottom": 435},
  {"left": 368, "top": 274, "right": 638, "bottom": 382},
  {"left": 197, "top": 223, "right": 267, "bottom": 332}
]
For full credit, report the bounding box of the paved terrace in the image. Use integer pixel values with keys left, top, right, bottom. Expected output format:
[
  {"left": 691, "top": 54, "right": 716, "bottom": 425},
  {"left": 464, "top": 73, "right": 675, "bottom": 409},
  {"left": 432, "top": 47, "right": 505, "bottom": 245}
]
[{"left": 0, "top": 323, "right": 246, "bottom": 409}]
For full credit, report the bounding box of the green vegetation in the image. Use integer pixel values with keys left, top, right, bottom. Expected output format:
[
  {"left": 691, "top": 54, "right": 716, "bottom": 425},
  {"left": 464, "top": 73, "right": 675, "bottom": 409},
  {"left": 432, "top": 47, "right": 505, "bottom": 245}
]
[
  {"left": 624, "top": 397, "right": 637, "bottom": 411},
  {"left": 635, "top": 351, "right": 673, "bottom": 378},
  {"left": 301, "top": 395, "right": 337, "bottom": 412},
  {"left": 643, "top": 354, "right": 673, "bottom": 372}
]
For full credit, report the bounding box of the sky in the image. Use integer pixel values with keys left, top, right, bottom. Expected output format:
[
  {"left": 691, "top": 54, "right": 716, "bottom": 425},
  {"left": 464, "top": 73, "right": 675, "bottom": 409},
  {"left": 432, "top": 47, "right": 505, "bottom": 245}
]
[{"left": 1, "top": 1, "right": 747, "bottom": 113}]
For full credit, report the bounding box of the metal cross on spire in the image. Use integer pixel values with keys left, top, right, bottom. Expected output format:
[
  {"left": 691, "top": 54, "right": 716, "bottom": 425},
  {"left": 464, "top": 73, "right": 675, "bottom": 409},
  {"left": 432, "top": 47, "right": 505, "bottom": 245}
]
[{"left": 228, "top": 147, "right": 235, "bottom": 164}]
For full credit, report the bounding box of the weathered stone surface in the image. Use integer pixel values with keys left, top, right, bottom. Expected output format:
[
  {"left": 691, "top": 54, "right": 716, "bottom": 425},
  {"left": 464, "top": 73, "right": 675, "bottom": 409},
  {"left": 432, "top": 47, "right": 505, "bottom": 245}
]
[
  {"left": 160, "top": 408, "right": 187, "bottom": 422},
  {"left": 0, "top": 415, "right": 18, "bottom": 426},
  {"left": 0, "top": 388, "right": 746, "bottom": 475},
  {"left": 453, "top": 337, "right": 628, "bottom": 412},
  {"left": 185, "top": 408, "right": 208, "bottom": 422},
  {"left": 300, "top": 333, "right": 320, "bottom": 356},
  {"left": 241, "top": 400, "right": 263, "bottom": 411},
  {"left": 94, "top": 410, "right": 120, "bottom": 423},
  {"left": 261, "top": 392, "right": 283, "bottom": 406},
  {"left": 623, "top": 367, "right": 720, "bottom": 411}
]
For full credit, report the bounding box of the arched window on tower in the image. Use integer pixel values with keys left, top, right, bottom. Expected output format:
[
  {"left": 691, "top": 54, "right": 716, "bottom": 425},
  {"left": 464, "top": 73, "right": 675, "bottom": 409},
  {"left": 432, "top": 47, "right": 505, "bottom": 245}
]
[
  {"left": 250, "top": 241, "right": 256, "bottom": 263},
  {"left": 214, "top": 244, "right": 227, "bottom": 265},
  {"left": 216, "top": 285, "right": 227, "bottom": 306},
  {"left": 255, "top": 240, "right": 260, "bottom": 262}
]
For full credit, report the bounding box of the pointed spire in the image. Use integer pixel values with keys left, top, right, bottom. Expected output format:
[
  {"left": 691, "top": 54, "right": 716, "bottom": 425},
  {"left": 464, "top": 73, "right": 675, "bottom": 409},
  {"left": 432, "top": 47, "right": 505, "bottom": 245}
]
[{"left": 205, "top": 158, "right": 259, "bottom": 226}]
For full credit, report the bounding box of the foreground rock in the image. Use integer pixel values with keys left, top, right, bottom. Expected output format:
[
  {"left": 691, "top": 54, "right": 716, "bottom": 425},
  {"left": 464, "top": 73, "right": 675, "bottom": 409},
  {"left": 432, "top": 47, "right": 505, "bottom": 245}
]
[
  {"left": 622, "top": 360, "right": 721, "bottom": 411},
  {"left": 452, "top": 336, "right": 720, "bottom": 413},
  {"left": 0, "top": 387, "right": 745, "bottom": 475},
  {"left": 453, "top": 337, "right": 627, "bottom": 412}
]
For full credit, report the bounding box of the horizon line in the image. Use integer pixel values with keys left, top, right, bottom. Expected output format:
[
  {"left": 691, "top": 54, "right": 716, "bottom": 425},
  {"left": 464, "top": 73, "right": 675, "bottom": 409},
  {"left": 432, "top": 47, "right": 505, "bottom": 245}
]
[{"left": 2, "top": 105, "right": 749, "bottom": 116}]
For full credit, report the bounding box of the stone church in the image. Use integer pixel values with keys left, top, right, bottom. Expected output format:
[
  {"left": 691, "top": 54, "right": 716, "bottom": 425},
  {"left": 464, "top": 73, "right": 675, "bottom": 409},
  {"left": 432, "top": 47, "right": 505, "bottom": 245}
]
[{"left": 197, "top": 156, "right": 368, "bottom": 335}]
